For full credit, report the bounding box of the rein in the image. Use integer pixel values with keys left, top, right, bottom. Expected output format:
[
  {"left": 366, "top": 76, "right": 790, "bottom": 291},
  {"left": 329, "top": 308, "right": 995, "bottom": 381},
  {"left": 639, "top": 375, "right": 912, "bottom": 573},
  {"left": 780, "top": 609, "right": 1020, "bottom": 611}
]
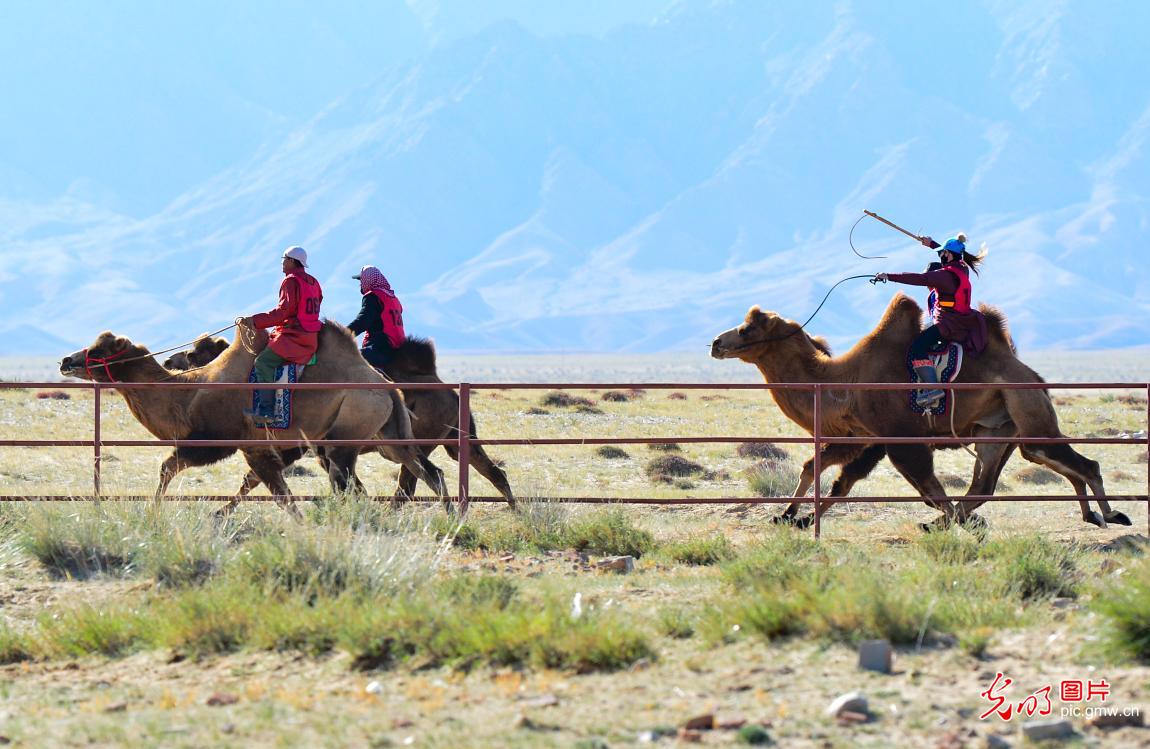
[
  {"left": 73, "top": 323, "right": 238, "bottom": 381},
  {"left": 722, "top": 274, "right": 877, "bottom": 352}
]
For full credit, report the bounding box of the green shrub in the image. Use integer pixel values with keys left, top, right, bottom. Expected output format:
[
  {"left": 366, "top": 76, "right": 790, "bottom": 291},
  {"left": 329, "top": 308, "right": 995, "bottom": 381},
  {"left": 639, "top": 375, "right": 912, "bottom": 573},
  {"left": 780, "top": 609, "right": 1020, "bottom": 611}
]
[
  {"left": 746, "top": 460, "right": 800, "bottom": 498},
  {"left": 664, "top": 535, "right": 735, "bottom": 566},
  {"left": 567, "top": 510, "right": 654, "bottom": 558},
  {"left": 1094, "top": 559, "right": 1150, "bottom": 661}
]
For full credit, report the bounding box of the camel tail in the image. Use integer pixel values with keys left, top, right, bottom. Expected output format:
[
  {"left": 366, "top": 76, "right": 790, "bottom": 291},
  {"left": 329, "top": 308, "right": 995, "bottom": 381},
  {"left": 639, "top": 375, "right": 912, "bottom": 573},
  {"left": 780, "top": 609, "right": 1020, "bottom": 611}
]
[{"left": 389, "top": 389, "right": 416, "bottom": 441}]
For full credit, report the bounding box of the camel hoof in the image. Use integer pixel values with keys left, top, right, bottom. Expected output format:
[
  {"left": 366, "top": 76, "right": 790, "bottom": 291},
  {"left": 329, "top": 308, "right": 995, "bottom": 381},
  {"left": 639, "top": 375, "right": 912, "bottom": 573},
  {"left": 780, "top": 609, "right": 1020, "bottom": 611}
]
[
  {"left": 960, "top": 513, "right": 990, "bottom": 539},
  {"left": 1084, "top": 511, "right": 1107, "bottom": 529},
  {"left": 960, "top": 513, "right": 988, "bottom": 531},
  {"left": 1106, "top": 511, "right": 1133, "bottom": 526},
  {"left": 919, "top": 517, "right": 953, "bottom": 534},
  {"left": 792, "top": 514, "right": 815, "bottom": 530},
  {"left": 771, "top": 512, "right": 798, "bottom": 526}
]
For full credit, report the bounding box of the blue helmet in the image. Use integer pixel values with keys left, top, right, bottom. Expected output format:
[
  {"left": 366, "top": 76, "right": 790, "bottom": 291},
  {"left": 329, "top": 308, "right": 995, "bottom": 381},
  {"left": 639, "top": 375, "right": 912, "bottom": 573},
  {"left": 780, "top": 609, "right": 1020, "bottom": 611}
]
[{"left": 940, "top": 236, "right": 966, "bottom": 257}]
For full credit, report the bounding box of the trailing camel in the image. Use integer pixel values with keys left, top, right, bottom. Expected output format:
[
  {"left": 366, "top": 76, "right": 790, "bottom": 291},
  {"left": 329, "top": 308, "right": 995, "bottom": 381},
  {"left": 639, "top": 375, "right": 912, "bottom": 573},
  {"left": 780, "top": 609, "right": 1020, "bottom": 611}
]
[
  {"left": 162, "top": 335, "right": 228, "bottom": 371},
  {"left": 710, "top": 294, "right": 1126, "bottom": 530},
  {"left": 171, "top": 336, "right": 516, "bottom": 509},
  {"left": 60, "top": 323, "right": 448, "bottom": 514}
]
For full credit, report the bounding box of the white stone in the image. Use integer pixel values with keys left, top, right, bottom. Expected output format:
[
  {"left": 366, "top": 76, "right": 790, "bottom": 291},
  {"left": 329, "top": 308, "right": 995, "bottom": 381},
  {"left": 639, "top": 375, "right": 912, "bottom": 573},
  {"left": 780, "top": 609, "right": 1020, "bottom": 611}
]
[{"left": 825, "top": 691, "right": 868, "bottom": 718}]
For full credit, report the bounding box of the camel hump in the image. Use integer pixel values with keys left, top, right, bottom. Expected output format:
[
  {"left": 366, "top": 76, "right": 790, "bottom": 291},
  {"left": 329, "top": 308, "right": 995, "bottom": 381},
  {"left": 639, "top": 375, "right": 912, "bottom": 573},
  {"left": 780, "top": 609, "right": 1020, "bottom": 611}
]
[
  {"left": 392, "top": 337, "right": 438, "bottom": 375},
  {"left": 977, "top": 303, "right": 1016, "bottom": 353}
]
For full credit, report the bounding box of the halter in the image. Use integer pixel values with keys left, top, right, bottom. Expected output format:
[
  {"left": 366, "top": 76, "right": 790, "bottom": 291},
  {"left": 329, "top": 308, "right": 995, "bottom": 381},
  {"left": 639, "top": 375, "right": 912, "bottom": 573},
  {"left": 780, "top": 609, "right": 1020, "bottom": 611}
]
[{"left": 83, "top": 347, "right": 131, "bottom": 383}]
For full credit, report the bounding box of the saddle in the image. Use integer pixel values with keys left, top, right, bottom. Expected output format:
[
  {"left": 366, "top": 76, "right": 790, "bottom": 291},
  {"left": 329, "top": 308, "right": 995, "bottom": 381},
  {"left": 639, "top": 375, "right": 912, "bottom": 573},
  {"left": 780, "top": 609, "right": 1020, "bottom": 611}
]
[
  {"left": 247, "top": 355, "right": 315, "bottom": 429},
  {"left": 905, "top": 342, "right": 963, "bottom": 416}
]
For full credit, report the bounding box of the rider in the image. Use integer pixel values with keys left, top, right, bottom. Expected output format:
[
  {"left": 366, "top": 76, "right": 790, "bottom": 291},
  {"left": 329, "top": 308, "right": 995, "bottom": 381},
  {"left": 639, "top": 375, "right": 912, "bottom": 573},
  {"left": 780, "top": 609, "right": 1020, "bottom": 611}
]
[
  {"left": 874, "top": 233, "right": 988, "bottom": 407},
  {"left": 346, "top": 265, "right": 405, "bottom": 371},
  {"left": 240, "top": 246, "right": 323, "bottom": 423}
]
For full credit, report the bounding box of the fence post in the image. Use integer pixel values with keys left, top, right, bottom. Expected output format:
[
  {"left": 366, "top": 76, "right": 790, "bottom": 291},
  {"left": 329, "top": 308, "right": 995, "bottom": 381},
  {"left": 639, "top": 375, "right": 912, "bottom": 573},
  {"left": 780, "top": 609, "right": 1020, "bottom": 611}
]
[
  {"left": 93, "top": 383, "right": 102, "bottom": 497},
  {"left": 1145, "top": 384, "right": 1149, "bottom": 537},
  {"left": 458, "top": 382, "right": 471, "bottom": 516},
  {"left": 813, "top": 383, "right": 822, "bottom": 540}
]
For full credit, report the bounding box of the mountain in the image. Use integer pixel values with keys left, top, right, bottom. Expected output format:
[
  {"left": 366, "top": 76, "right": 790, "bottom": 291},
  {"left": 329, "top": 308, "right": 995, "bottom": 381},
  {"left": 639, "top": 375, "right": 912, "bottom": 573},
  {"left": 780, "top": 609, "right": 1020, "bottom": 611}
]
[{"left": 1, "top": 0, "right": 1148, "bottom": 357}]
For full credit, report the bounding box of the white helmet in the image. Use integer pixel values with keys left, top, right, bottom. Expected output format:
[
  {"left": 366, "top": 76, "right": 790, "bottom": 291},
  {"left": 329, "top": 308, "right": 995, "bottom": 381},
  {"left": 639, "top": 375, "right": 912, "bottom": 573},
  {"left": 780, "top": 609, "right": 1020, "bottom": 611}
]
[{"left": 282, "top": 246, "right": 308, "bottom": 267}]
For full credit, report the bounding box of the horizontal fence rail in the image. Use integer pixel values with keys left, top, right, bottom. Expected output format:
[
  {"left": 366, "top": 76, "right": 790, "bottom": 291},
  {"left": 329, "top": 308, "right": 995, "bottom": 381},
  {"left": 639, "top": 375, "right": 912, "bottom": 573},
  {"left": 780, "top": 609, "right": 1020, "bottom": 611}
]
[{"left": 0, "top": 379, "right": 1146, "bottom": 538}]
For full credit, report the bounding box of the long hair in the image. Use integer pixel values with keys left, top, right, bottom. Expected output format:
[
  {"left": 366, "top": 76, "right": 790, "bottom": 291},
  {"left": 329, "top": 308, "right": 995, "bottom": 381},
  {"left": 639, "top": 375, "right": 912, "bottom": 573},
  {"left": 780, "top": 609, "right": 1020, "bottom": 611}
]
[{"left": 951, "top": 232, "right": 988, "bottom": 275}]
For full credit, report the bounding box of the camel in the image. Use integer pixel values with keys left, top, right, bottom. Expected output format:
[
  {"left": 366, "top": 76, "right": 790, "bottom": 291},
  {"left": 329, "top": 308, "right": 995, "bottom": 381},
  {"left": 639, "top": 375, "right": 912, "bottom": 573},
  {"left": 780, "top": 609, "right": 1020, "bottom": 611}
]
[
  {"left": 710, "top": 294, "right": 1127, "bottom": 530},
  {"left": 187, "top": 336, "right": 516, "bottom": 510},
  {"left": 60, "top": 323, "right": 448, "bottom": 513},
  {"left": 162, "top": 335, "right": 229, "bottom": 371},
  {"left": 774, "top": 339, "right": 1129, "bottom": 530}
]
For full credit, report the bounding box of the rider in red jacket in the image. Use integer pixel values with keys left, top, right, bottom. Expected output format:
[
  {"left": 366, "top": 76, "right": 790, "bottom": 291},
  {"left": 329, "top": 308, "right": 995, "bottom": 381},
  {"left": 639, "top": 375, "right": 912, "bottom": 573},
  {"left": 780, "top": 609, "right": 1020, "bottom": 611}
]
[
  {"left": 875, "top": 233, "right": 988, "bottom": 407},
  {"left": 241, "top": 246, "right": 323, "bottom": 423}
]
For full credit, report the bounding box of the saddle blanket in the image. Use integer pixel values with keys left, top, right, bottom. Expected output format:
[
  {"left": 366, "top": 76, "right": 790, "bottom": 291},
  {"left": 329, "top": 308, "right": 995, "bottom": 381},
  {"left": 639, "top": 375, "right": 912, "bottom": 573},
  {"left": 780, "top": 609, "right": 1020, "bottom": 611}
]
[
  {"left": 248, "top": 358, "right": 312, "bottom": 429},
  {"left": 905, "top": 342, "right": 963, "bottom": 417}
]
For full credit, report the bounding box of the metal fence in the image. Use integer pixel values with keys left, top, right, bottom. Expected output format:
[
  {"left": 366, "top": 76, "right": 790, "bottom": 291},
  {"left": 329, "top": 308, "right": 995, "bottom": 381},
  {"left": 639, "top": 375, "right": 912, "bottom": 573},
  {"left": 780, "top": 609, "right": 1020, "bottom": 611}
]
[{"left": 0, "top": 380, "right": 1146, "bottom": 538}]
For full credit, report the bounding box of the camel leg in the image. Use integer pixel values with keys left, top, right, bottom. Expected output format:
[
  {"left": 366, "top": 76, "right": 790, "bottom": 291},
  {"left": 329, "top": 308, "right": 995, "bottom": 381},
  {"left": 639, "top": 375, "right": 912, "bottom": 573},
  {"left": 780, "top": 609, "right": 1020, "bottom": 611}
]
[
  {"left": 379, "top": 445, "right": 450, "bottom": 511},
  {"left": 791, "top": 444, "right": 887, "bottom": 529},
  {"left": 953, "top": 422, "right": 1019, "bottom": 525},
  {"left": 445, "top": 443, "right": 516, "bottom": 510},
  {"left": 244, "top": 449, "right": 300, "bottom": 519},
  {"left": 778, "top": 444, "right": 866, "bottom": 524},
  {"left": 157, "top": 442, "right": 239, "bottom": 501},
  {"left": 156, "top": 452, "right": 184, "bottom": 500},
  {"left": 1000, "top": 386, "right": 1126, "bottom": 527},
  {"left": 324, "top": 447, "right": 363, "bottom": 495},
  {"left": 883, "top": 444, "right": 957, "bottom": 530},
  {"left": 1018, "top": 444, "right": 1126, "bottom": 527}
]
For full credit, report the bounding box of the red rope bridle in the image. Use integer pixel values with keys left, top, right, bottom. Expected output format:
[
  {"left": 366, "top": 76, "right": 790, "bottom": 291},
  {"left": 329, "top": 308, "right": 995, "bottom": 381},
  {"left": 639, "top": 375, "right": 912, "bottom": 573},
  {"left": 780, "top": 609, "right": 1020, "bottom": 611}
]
[{"left": 83, "top": 347, "right": 131, "bottom": 383}]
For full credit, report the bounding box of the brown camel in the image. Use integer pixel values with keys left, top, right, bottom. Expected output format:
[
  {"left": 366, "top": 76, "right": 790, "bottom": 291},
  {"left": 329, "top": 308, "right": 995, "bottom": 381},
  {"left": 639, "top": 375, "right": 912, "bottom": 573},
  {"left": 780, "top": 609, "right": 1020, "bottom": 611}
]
[
  {"left": 60, "top": 323, "right": 448, "bottom": 513},
  {"left": 774, "top": 336, "right": 1129, "bottom": 529},
  {"left": 162, "top": 335, "right": 229, "bottom": 371},
  {"left": 195, "top": 336, "right": 515, "bottom": 509},
  {"left": 710, "top": 294, "right": 1123, "bottom": 530}
]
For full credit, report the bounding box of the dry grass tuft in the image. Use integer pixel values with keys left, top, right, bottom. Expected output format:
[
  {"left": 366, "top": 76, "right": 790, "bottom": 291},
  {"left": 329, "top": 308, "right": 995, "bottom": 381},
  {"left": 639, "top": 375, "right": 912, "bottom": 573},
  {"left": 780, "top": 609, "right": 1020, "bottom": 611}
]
[
  {"left": 646, "top": 455, "right": 706, "bottom": 483},
  {"left": 600, "top": 390, "right": 634, "bottom": 402},
  {"left": 1014, "top": 466, "right": 1062, "bottom": 486},
  {"left": 540, "top": 392, "right": 595, "bottom": 408},
  {"left": 525, "top": 407, "right": 550, "bottom": 415},
  {"left": 1117, "top": 394, "right": 1147, "bottom": 407},
  {"left": 35, "top": 391, "right": 70, "bottom": 400},
  {"left": 648, "top": 442, "right": 681, "bottom": 452},
  {"left": 595, "top": 446, "right": 630, "bottom": 460},
  {"left": 667, "top": 392, "right": 688, "bottom": 401},
  {"left": 736, "top": 442, "right": 788, "bottom": 461},
  {"left": 940, "top": 473, "right": 967, "bottom": 490}
]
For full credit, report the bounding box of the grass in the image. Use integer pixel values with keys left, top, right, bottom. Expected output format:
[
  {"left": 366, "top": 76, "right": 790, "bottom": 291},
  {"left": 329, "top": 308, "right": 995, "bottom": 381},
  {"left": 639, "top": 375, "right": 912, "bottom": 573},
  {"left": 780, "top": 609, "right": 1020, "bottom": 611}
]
[
  {"left": 716, "top": 529, "right": 1080, "bottom": 646},
  {"left": 430, "top": 505, "right": 654, "bottom": 557},
  {"left": 746, "top": 459, "right": 800, "bottom": 497},
  {"left": 1095, "top": 557, "right": 1150, "bottom": 661},
  {"left": 662, "top": 534, "right": 736, "bottom": 565}
]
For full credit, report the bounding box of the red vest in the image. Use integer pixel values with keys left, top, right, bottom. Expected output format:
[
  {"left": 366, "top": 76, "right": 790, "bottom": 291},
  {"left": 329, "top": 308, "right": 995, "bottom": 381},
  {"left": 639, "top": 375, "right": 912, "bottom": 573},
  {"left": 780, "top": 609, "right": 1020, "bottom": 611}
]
[
  {"left": 930, "top": 261, "right": 972, "bottom": 322},
  {"left": 367, "top": 289, "right": 405, "bottom": 348},
  {"left": 291, "top": 270, "right": 323, "bottom": 332}
]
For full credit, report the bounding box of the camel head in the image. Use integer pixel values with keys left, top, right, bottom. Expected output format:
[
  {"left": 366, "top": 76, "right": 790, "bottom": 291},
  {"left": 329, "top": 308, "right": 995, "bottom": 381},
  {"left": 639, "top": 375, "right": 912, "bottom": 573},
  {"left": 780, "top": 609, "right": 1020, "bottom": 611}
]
[
  {"left": 60, "top": 331, "right": 148, "bottom": 381},
  {"left": 163, "top": 335, "right": 227, "bottom": 370},
  {"left": 710, "top": 306, "right": 804, "bottom": 362}
]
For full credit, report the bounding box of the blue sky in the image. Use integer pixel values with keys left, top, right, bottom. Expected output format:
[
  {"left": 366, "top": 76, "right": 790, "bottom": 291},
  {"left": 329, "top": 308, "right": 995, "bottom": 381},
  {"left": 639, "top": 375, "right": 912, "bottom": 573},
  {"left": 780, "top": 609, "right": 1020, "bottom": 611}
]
[
  {"left": 1, "top": 1, "right": 1147, "bottom": 354},
  {"left": 0, "top": 0, "right": 672, "bottom": 213}
]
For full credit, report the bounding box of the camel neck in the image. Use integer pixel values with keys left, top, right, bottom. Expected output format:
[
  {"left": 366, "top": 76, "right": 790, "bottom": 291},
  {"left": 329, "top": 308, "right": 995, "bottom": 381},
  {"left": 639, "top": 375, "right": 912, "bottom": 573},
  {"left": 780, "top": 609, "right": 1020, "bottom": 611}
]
[
  {"left": 750, "top": 343, "right": 835, "bottom": 435},
  {"left": 108, "top": 359, "right": 197, "bottom": 440}
]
